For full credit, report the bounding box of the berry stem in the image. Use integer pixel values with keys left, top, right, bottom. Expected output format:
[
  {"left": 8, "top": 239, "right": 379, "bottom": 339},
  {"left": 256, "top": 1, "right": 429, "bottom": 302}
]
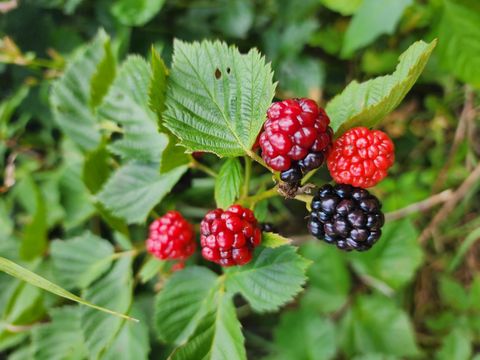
[
  {"left": 189, "top": 158, "right": 218, "bottom": 178},
  {"left": 238, "top": 186, "right": 279, "bottom": 207},
  {"left": 242, "top": 156, "right": 252, "bottom": 198},
  {"left": 294, "top": 194, "right": 313, "bottom": 210}
]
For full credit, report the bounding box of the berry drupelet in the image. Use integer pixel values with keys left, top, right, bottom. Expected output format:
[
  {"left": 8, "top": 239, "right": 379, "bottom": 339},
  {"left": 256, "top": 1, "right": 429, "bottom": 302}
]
[
  {"left": 146, "top": 211, "right": 196, "bottom": 260},
  {"left": 200, "top": 205, "right": 262, "bottom": 266},
  {"left": 308, "top": 184, "right": 384, "bottom": 251},
  {"left": 327, "top": 127, "right": 394, "bottom": 188},
  {"left": 259, "top": 98, "right": 333, "bottom": 184}
]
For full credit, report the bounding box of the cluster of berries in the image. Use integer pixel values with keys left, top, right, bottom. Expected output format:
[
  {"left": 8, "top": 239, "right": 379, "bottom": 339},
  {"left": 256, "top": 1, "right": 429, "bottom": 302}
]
[
  {"left": 258, "top": 98, "right": 395, "bottom": 251},
  {"left": 146, "top": 205, "right": 262, "bottom": 268}
]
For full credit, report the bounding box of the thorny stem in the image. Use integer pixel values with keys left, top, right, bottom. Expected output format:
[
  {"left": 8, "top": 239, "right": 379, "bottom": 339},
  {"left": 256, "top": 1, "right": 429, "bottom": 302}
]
[
  {"left": 189, "top": 158, "right": 218, "bottom": 178},
  {"left": 242, "top": 156, "right": 252, "bottom": 198}
]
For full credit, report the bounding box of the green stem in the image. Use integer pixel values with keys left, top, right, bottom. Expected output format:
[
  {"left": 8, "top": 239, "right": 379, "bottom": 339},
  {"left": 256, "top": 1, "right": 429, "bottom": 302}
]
[
  {"left": 242, "top": 156, "right": 252, "bottom": 198},
  {"left": 294, "top": 194, "right": 313, "bottom": 211},
  {"left": 190, "top": 158, "right": 218, "bottom": 178},
  {"left": 301, "top": 168, "right": 317, "bottom": 185},
  {"left": 239, "top": 186, "right": 279, "bottom": 207}
]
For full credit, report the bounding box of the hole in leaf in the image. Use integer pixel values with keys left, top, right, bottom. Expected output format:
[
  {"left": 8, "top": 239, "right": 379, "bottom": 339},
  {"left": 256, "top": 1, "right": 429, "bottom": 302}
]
[
  {"left": 226, "top": 67, "right": 231, "bottom": 74},
  {"left": 215, "top": 68, "right": 222, "bottom": 79}
]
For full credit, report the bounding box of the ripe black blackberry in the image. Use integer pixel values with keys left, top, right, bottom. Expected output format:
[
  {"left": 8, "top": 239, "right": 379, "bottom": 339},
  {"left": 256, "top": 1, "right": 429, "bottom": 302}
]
[{"left": 308, "top": 184, "right": 384, "bottom": 251}]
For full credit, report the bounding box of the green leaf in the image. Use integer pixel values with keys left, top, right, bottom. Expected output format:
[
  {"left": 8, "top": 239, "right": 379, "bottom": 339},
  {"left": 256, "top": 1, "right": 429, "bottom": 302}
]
[
  {"left": 83, "top": 143, "right": 111, "bottom": 195},
  {"left": 81, "top": 257, "right": 134, "bottom": 359},
  {"left": 341, "top": 0, "right": 413, "bottom": 57},
  {"left": 155, "top": 267, "right": 219, "bottom": 345},
  {"left": 90, "top": 38, "right": 116, "bottom": 109},
  {"left": 0, "top": 256, "right": 136, "bottom": 321},
  {"left": 276, "top": 56, "right": 324, "bottom": 98},
  {"left": 262, "top": 232, "right": 291, "bottom": 248},
  {"left": 97, "top": 162, "right": 187, "bottom": 224},
  {"left": 169, "top": 292, "right": 246, "bottom": 360},
  {"left": 438, "top": 0, "right": 480, "bottom": 87},
  {"left": 50, "top": 232, "right": 115, "bottom": 289},
  {"left": 99, "top": 56, "right": 168, "bottom": 162},
  {"left": 50, "top": 30, "right": 111, "bottom": 150},
  {"left": 436, "top": 328, "right": 472, "bottom": 360},
  {"left": 149, "top": 46, "right": 168, "bottom": 120},
  {"left": 448, "top": 227, "right": 480, "bottom": 272},
  {"left": 225, "top": 246, "right": 310, "bottom": 312},
  {"left": 348, "top": 219, "right": 423, "bottom": 291},
  {"left": 272, "top": 306, "right": 337, "bottom": 360},
  {"left": 438, "top": 276, "right": 469, "bottom": 311},
  {"left": 320, "top": 0, "right": 363, "bottom": 15},
  {"left": 20, "top": 183, "right": 47, "bottom": 261},
  {"left": 164, "top": 40, "right": 276, "bottom": 157},
  {"left": 340, "top": 294, "right": 419, "bottom": 357},
  {"left": 215, "top": 158, "right": 243, "bottom": 209},
  {"left": 326, "top": 39, "right": 436, "bottom": 135},
  {"left": 215, "top": 0, "right": 254, "bottom": 39},
  {"left": 138, "top": 257, "right": 165, "bottom": 284},
  {"left": 31, "top": 306, "right": 87, "bottom": 360},
  {"left": 300, "top": 242, "right": 351, "bottom": 314},
  {"left": 111, "top": 0, "right": 165, "bottom": 26},
  {"left": 102, "top": 304, "right": 150, "bottom": 360}
]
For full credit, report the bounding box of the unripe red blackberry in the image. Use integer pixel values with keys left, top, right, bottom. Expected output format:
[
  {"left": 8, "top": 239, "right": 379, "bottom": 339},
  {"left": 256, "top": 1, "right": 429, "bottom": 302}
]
[
  {"left": 327, "top": 127, "right": 394, "bottom": 188},
  {"left": 259, "top": 98, "right": 333, "bottom": 183},
  {"left": 200, "top": 205, "right": 262, "bottom": 266},
  {"left": 308, "top": 184, "right": 384, "bottom": 251},
  {"left": 146, "top": 211, "right": 196, "bottom": 260}
]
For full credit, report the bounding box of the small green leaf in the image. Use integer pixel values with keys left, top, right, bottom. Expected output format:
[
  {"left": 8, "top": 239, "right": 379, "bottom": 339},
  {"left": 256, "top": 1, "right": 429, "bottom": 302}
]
[
  {"left": 99, "top": 56, "right": 168, "bottom": 162},
  {"left": 50, "top": 30, "right": 111, "bottom": 150},
  {"left": 111, "top": 0, "right": 165, "bottom": 26},
  {"left": 436, "top": 328, "right": 472, "bottom": 360},
  {"left": 81, "top": 257, "right": 134, "bottom": 359},
  {"left": 50, "top": 232, "right": 115, "bottom": 289},
  {"left": 149, "top": 47, "right": 168, "bottom": 120},
  {"left": 438, "top": 0, "right": 480, "bottom": 87},
  {"left": 438, "top": 276, "right": 469, "bottom": 311},
  {"left": 215, "top": 158, "right": 243, "bottom": 209},
  {"left": 326, "top": 39, "right": 436, "bottom": 135},
  {"left": 31, "top": 306, "right": 87, "bottom": 360},
  {"left": 341, "top": 0, "right": 413, "bottom": 57},
  {"left": 262, "top": 232, "right": 291, "bottom": 248},
  {"left": 83, "top": 143, "right": 111, "bottom": 194},
  {"left": 272, "top": 306, "right": 337, "bottom": 360},
  {"left": 0, "top": 256, "right": 136, "bottom": 322},
  {"left": 155, "top": 267, "right": 219, "bottom": 345},
  {"left": 164, "top": 40, "right": 276, "bottom": 157},
  {"left": 138, "top": 257, "right": 165, "bottom": 284},
  {"left": 169, "top": 292, "right": 246, "bottom": 360},
  {"left": 97, "top": 162, "right": 187, "bottom": 224},
  {"left": 90, "top": 38, "right": 116, "bottom": 109},
  {"left": 340, "top": 294, "right": 419, "bottom": 357},
  {"left": 348, "top": 219, "right": 423, "bottom": 291},
  {"left": 225, "top": 246, "right": 310, "bottom": 312}
]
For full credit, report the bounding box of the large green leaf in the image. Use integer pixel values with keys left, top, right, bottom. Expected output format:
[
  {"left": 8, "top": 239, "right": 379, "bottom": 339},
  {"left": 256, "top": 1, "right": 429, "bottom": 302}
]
[
  {"left": 225, "top": 246, "right": 310, "bottom": 312},
  {"left": 326, "top": 39, "right": 436, "bottom": 134},
  {"left": 164, "top": 40, "right": 276, "bottom": 157},
  {"left": 341, "top": 0, "right": 413, "bottom": 57},
  {"left": 169, "top": 292, "right": 246, "bottom": 360},
  {"left": 81, "top": 257, "right": 134, "bottom": 359},
  {"left": 272, "top": 306, "right": 337, "bottom": 360},
  {"left": 50, "top": 232, "right": 115, "bottom": 289},
  {"left": 99, "top": 56, "right": 168, "bottom": 162},
  {"left": 97, "top": 162, "right": 187, "bottom": 224},
  {"left": 300, "top": 242, "right": 351, "bottom": 314},
  {"left": 438, "top": 0, "right": 480, "bottom": 87},
  {"left": 320, "top": 0, "right": 363, "bottom": 15},
  {"left": 50, "top": 30, "right": 112, "bottom": 150},
  {"left": 90, "top": 38, "right": 116, "bottom": 109},
  {"left": 31, "top": 306, "right": 87, "bottom": 360},
  {"left": 348, "top": 219, "right": 423, "bottom": 291},
  {"left": 111, "top": 0, "right": 165, "bottom": 26},
  {"left": 340, "top": 294, "right": 419, "bottom": 357},
  {"left": 0, "top": 257, "right": 135, "bottom": 321},
  {"left": 262, "top": 232, "right": 291, "bottom": 248},
  {"left": 155, "top": 267, "right": 219, "bottom": 345},
  {"left": 215, "top": 158, "right": 243, "bottom": 209}
]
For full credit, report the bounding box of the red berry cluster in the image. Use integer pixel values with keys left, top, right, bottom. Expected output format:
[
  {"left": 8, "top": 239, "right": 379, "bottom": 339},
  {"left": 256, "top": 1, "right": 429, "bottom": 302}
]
[
  {"left": 200, "top": 205, "right": 262, "bottom": 266},
  {"left": 259, "top": 98, "right": 333, "bottom": 182},
  {"left": 327, "top": 127, "right": 395, "bottom": 188},
  {"left": 146, "top": 211, "right": 196, "bottom": 260}
]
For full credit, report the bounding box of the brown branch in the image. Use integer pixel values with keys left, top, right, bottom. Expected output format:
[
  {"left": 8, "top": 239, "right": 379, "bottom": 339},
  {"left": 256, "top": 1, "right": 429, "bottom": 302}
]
[
  {"left": 419, "top": 162, "right": 480, "bottom": 245},
  {"left": 385, "top": 189, "right": 453, "bottom": 222}
]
